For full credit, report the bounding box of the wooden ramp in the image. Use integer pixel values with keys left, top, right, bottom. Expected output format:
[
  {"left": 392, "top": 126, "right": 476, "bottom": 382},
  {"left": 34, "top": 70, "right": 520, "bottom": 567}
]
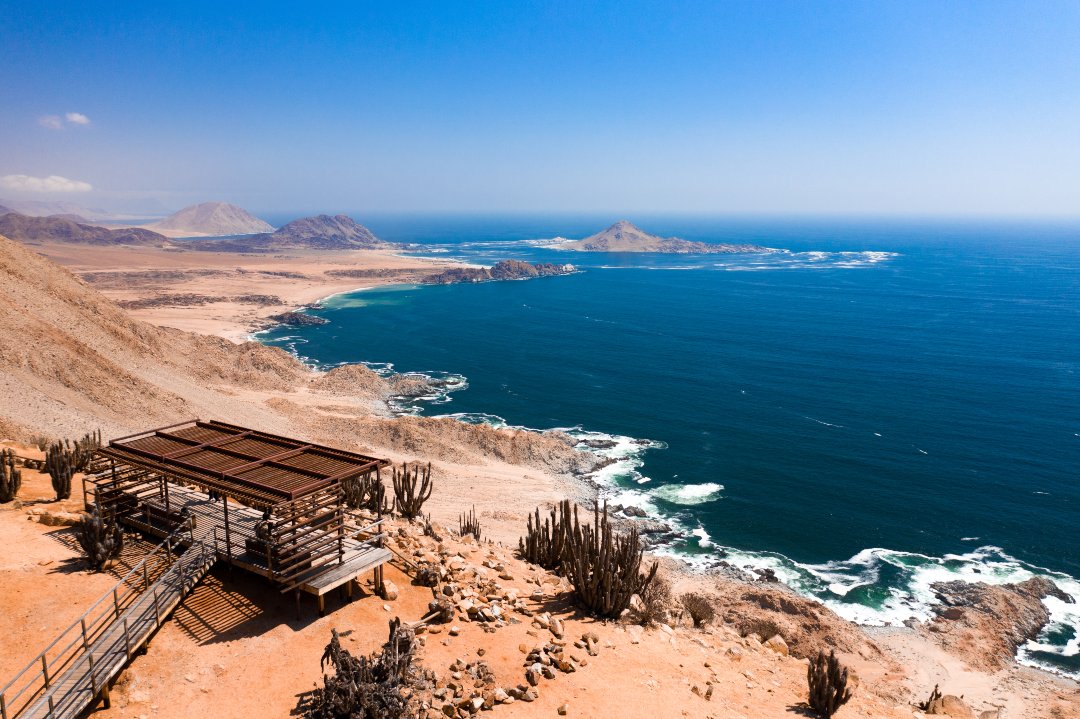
[{"left": 0, "top": 533, "right": 217, "bottom": 719}]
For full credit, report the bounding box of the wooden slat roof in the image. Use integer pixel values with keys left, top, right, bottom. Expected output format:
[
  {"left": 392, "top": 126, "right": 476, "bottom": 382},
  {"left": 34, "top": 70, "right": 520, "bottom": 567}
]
[{"left": 96, "top": 420, "right": 389, "bottom": 507}]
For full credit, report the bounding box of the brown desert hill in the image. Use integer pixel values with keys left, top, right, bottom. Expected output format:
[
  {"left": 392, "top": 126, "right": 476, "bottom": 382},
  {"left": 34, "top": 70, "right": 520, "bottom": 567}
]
[
  {"left": 0, "top": 232, "right": 593, "bottom": 481},
  {"left": 188, "top": 213, "right": 390, "bottom": 251},
  {"left": 144, "top": 201, "right": 274, "bottom": 237},
  {"left": 563, "top": 219, "right": 769, "bottom": 254},
  {"left": 0, "top": 212, "right": 168, "bottom": 247},
  {"left": 0, "top": 232, "right": 311, "bottom": 439}
]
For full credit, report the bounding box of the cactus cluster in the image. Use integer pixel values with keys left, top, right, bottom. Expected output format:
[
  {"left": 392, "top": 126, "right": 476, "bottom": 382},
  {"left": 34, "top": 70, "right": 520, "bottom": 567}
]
[
  {"left": 518, "top": 502, "right": 569, "bottom": 570},
  {"left": 43, "top": 429, "right": 102, "bottom": 501},
  {"left": 76, "top": 506, "right": 124, "bottom": 571},
  {"left": 343, "top": 471, "right": 390, "bottom": 515},
  {"left": 0, "top": 448, "right": 22, "bottom": 503},
  {"left": 458, "top": 505, "right": 481, "bottom": 542},
  {"left": 45, "top": 442, "right": 75, "bottom": 501},
  {"left": 807, "top": 649, "right": 853, "bottom": 718},
  {"left": 392, "top": 462, "right": 432, "bottom": 520},
  {"left": 561, "top": 501, "right": 658, "bottom": 618},
  {"left": 519, "top": 500, "right": 656, "bottom": 618}
]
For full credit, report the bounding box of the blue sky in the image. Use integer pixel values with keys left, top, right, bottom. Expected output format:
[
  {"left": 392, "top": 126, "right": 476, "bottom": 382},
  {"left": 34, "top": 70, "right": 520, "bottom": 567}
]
[{"left": 1, "top": 1, "right": 1078, "bottom": 215}]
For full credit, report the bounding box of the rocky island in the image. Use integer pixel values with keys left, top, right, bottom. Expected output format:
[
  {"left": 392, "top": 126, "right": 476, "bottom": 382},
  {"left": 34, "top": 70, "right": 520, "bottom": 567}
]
[
  {"left": 559, "top": 220, "right": 771, "bottom": 254},
  {"left": 422, "top": 258, "right": 576, "bottom": 285}
]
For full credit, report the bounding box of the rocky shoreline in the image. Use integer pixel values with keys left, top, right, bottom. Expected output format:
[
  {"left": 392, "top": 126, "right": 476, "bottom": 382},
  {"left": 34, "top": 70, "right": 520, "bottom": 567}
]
[{"left": 422, "top": 259, "right": 576, "bottom": 285}]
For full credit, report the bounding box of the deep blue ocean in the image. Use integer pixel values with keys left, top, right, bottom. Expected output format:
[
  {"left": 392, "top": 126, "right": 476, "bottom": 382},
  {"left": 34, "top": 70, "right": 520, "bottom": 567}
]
[{"left": 259, "top": 215, "right": 1080, "bottom": 675}]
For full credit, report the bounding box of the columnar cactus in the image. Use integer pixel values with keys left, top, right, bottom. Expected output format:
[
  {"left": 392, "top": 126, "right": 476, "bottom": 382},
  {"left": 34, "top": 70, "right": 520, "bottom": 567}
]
[
  {"left": 458, "top": 505, "right": 481, "bottom": 542},
  {"left": 392, "top": 462, "right": 432, "bottom": 519},
  {"left": 807, "top": 649, "right": 854, "bottom": 718},
  {"left": 519, "top": 501, "right": 569, "bottom": 570},
  {"left": 344, "top": 471, "right": 390, "bottom": 515},
  {"left": 76, "top": 507, "right": 124, "bottom": 571},
  {"left": 45, "top": 441, "right": 75, "bottom": 501},
  {"left": 0, "top": 448, "right": 21, "bottom": 503},
  {"left": 559, "top": 501, "right": 657, "bottom": 618}
]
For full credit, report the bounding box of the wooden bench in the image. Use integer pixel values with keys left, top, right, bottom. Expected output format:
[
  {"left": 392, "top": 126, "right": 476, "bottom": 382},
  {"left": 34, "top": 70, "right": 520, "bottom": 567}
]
[
  {"left": 142, "top": 501, "right": 193, "bottom": 533},
  {"left": 244, "top": 537, "right": 311, "bottom": 573},
  {"left": 97, "top": 488, "right": 139, "bottom": 519}
]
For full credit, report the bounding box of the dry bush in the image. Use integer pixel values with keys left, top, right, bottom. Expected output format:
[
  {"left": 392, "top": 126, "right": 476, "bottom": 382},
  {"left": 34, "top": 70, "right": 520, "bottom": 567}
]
[
  {"left": 680, "top": 591, "right": 717, "bottom": 628},
  {"left": 640, "top": 574, "right": 675, "bottom": 625},
  {"left": 307, "top": 619, "right": 420, "bottom": 719}
]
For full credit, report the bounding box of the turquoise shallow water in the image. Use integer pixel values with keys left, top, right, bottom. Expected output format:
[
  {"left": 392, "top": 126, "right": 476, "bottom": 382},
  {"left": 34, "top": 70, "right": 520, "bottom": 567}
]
[{"left": 260, "top": 216, "right": 1080, "bottom": 675}]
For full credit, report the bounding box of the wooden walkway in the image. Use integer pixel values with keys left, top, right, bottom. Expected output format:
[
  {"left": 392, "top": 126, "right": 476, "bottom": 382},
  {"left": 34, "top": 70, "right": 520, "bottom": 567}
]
[{"left": 0, "top": 535, "right": 217, "bottom": 719}]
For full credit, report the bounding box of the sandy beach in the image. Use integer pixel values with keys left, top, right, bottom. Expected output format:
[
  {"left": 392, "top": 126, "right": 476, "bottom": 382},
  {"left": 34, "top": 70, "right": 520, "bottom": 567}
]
[{"left": 32, "top": 242, "right": 460, "bottom": 340}]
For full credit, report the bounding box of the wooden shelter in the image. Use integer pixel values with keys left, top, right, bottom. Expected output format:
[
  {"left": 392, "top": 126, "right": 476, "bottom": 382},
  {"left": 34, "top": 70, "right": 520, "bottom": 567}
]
[{"left": 83, "top": 419, "right": 392, "bottom": 614}]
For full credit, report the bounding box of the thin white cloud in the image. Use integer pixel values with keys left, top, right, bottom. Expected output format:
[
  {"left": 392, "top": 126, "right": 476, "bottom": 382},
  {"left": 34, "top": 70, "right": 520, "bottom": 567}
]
[
  {"left": 39, "top": 115, "right": 64, "bottom": 130},
  {"left": 65, "top": 112, "right": 90, "bottom": 125},
  {"left": 0, "top": 174, "right": 93, "bottom": 193}
]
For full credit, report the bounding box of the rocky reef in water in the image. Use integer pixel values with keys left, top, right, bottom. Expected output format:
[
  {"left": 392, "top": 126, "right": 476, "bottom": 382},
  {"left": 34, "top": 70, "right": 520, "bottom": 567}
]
[{"left": 422, "top": 259, "right": 576, "bottom": 285}]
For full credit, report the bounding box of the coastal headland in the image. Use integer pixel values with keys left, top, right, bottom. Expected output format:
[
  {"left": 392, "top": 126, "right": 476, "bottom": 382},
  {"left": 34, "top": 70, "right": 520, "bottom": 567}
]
[{"left": 0, "top": 228, "right": 1077, "bottom": 719}]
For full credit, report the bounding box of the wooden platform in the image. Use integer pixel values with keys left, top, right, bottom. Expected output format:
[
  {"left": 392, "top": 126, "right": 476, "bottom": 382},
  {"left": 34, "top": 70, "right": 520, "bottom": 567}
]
[{"left": 119, "top": 484, "right": 390, "bottom": 598}]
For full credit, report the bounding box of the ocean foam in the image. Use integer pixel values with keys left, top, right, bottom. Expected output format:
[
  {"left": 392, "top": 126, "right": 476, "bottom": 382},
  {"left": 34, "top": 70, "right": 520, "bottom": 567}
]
[{"left": 651, "top": 482, "right": 725, "bottom": 505}]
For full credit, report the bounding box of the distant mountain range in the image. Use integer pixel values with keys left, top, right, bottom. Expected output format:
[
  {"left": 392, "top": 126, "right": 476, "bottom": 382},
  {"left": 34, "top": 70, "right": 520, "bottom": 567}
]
[
  {"left": 189, "top": 214, "right": 392, "bottom": 252},
  {"left": 143, "top": 201, "right": 274, "bottom": 237},
  {"left": 560, "top": 220, "right": 770, "bottom": 254},
  {"left": 0, "top": 213, "right": 167, "bottom": 246},
  {"left": 0, "top": 198, "right": 145, "bottom": 222}
]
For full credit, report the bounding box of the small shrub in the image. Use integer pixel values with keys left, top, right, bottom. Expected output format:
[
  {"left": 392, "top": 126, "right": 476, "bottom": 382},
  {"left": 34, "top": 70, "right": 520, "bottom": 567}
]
[
  {"left": 421, "top": 513, "right": 442, "bottom": 542},
  {"left": 807, "top": 649, "right": 853, "bottom": 718},
  {"left": 918, "top": 684, "right": 942, "bottom": 712},
  {"left": 640, "top": 573, "right": 674, "bottom": 625},
  {"left": 414, "top": 562, "right": 440, "bottom": 588},
  {"left": 680, "top": 591, "right": 716, "bottom": 628}
]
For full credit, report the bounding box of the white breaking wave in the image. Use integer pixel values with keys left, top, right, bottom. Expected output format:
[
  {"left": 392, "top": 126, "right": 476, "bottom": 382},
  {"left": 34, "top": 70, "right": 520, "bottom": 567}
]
[{"left": 651, "top": 482, "right": 725, "bottom": 505}]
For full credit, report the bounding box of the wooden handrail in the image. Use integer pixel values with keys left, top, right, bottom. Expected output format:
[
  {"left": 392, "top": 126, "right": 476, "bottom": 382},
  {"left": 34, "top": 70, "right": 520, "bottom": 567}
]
[{"left": 0, "top": 524, "right": 195, "bottom": 718}]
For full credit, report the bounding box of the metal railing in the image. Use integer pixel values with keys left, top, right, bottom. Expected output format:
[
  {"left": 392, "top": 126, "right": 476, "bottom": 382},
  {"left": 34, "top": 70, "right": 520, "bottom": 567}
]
[{"left": 0, "top": 525, "right": 213, "bottom": 719}]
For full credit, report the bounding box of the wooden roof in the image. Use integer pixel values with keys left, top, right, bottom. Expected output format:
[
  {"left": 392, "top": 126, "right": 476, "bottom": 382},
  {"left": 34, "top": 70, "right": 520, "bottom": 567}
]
[{"left": 96, "top": 420, "right": 388, "bottom": 507}]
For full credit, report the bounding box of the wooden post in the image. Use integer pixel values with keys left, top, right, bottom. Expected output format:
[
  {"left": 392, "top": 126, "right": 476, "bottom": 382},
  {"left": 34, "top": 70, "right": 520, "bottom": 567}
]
[
  {"left": 163, "top": 473, "right": 170, "bottom": 513},
  {"left": 223, "top": 494, "right": 232, "bottom": 568},
  {"left": 346, "top": 579, "right": 354, "bottom": 602},
  {"left": 294, "top": 590, "right": 301, "bottom": 621},
  {"left": 101, "top": 682, "right": 111, "bottom": 709},
  {"left": 41, "top": 655, "right": 50, "bottom": 689},
  {"left": 318, "top": 594, "right": 326, "bottom": 617}
]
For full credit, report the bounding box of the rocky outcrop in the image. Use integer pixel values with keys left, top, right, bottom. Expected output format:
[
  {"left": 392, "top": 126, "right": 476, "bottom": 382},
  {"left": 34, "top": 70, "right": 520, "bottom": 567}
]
[
  {"left": 561, "top": 220, "right": 769, "bottom": 254},
  {"left": 706, "top": 577, "right": 883, "bottom": 660},
  {"left": 266, "top": 311, "right": 328, "bottom": 327},
  {"left": 0, "top": 213, "right": 168, "bottom": 246},
  {"left": 423, "top": 259, "right": 575, "bottom": 285},
  {"left": 925, "top": 577, "right": 1074, "bottom": 671}
]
